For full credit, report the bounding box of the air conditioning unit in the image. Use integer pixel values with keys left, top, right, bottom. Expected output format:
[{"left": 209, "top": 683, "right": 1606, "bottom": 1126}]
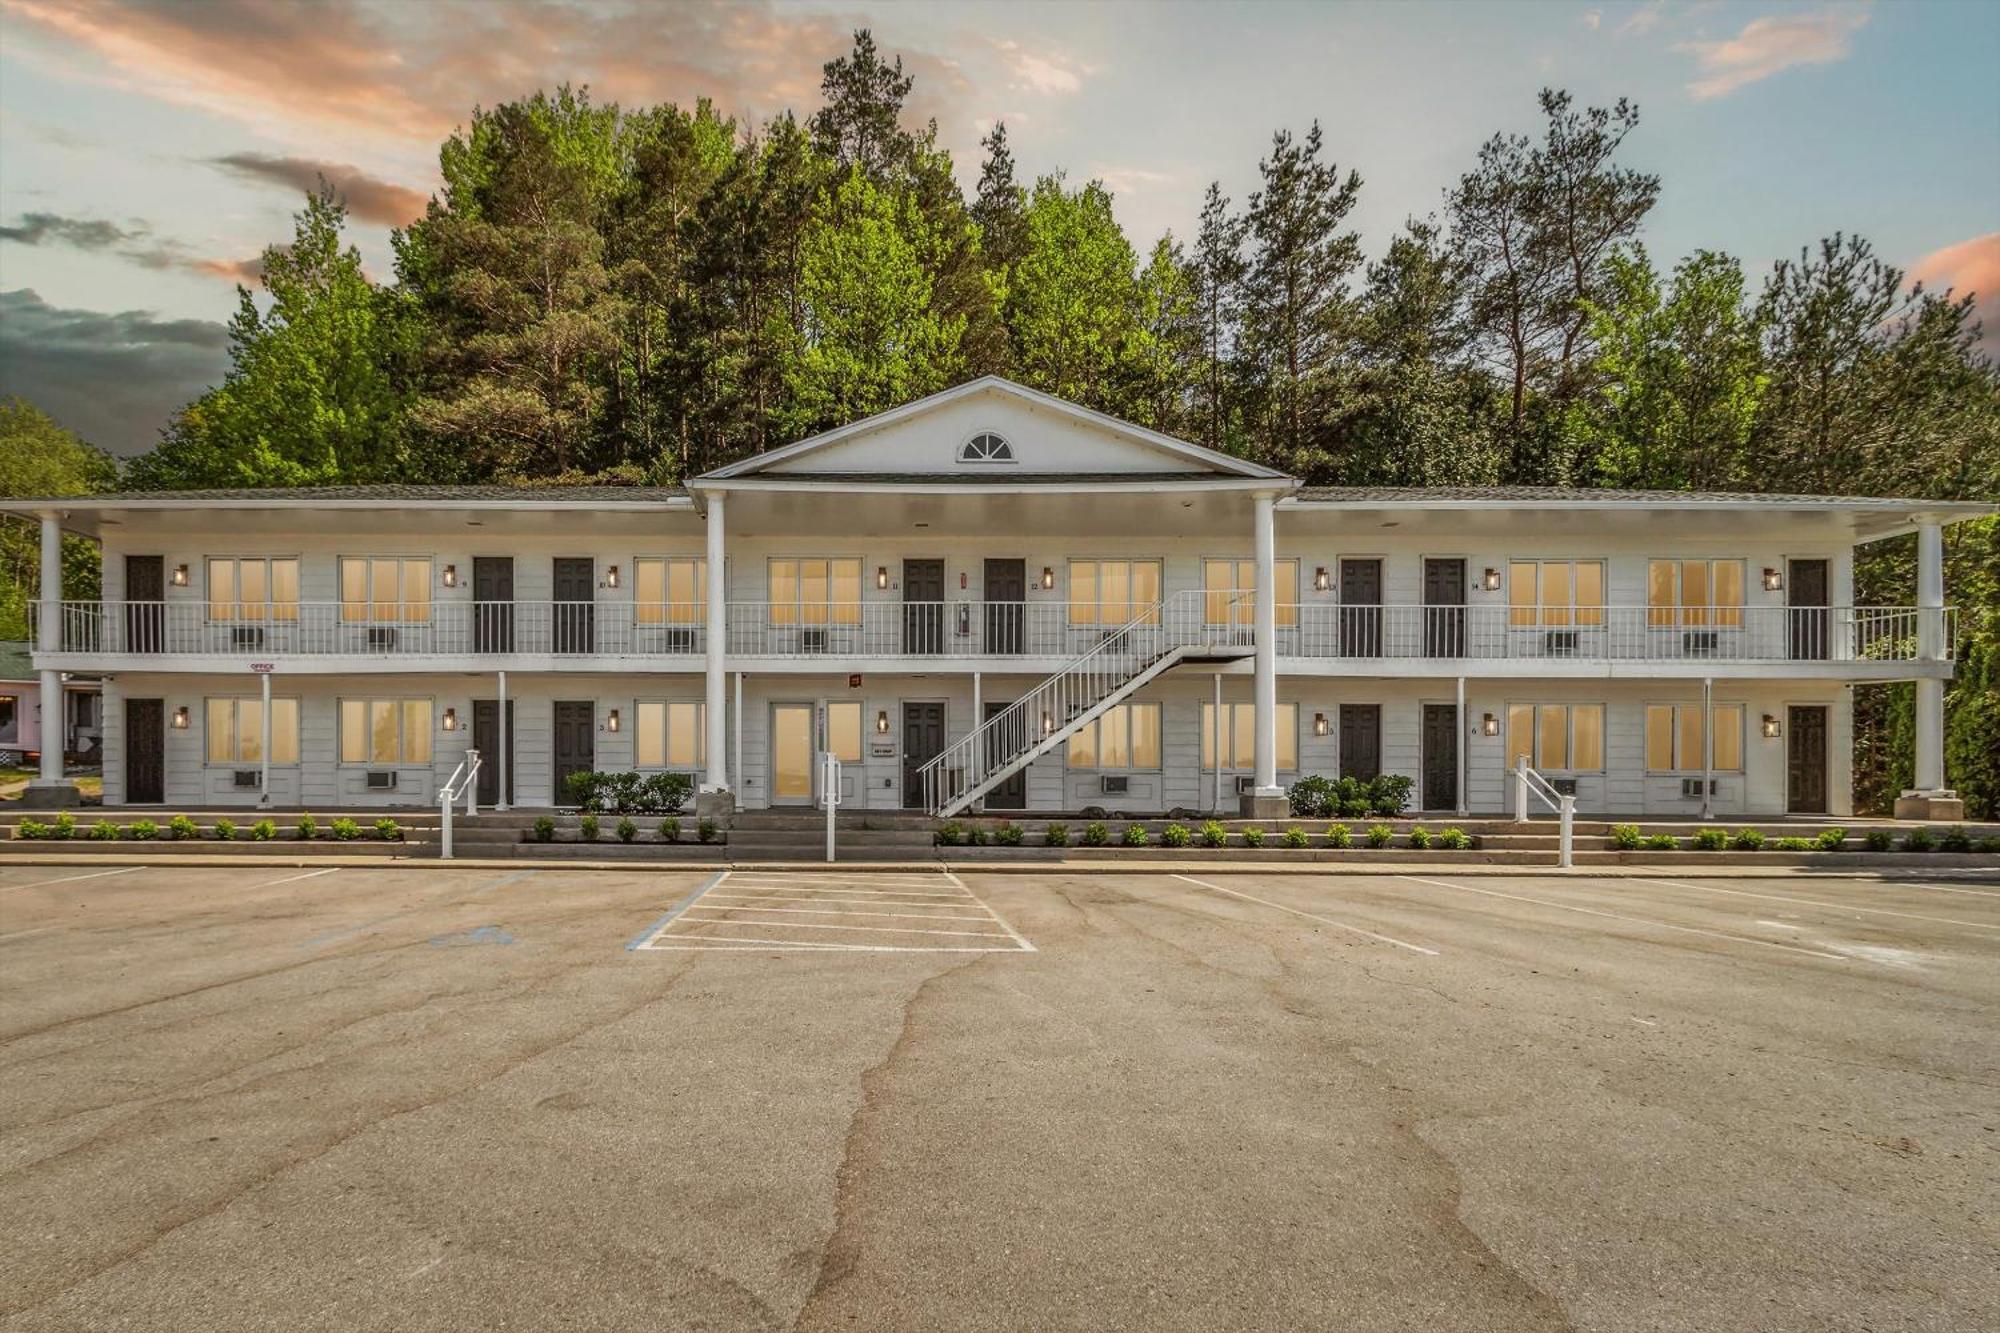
[
  {"left": 800, "top": 628, "right": 828, "bottom": 653},
  {"left": 1100, "top": 774, "right": 1129, "bottom": 796},
  {"left": 1234, "top": 775, "right": 1255, "bottom": 795},
  {"left": 1550, "top": 777, "right": 1578, "bottom": 796},
  {"left": 1543, "top": 629, "right": 1580, "bottom": 656},
  {"left": 662, "top": 627, "right": 698, "bottom": 653},
  {"left": 1680, "top": 777, "right": 1719, "bottom": 798},
  {"left": 232, "top": 769, "right": 259, "bottom": 789},
  {"left": 231, "top": 626, "right": 265, "bottom": 648},
  {"left": 1682, "top": 630, "right": 1720, "bottom": 656},
  {"left": 365, "top": 770, "right": 398, "bottom": 790},
  {"left": 367, "top": 626, "right": 398, "bottom": 650}
]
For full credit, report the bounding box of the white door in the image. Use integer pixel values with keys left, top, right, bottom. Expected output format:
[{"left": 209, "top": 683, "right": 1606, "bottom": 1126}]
[{"left": 771, "top": 703, "right": 815, "bottom": 805}]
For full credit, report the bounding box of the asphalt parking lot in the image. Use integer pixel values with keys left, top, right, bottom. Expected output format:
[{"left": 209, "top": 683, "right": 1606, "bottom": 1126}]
[{"left": 2, "top": 862, "right": 1996, "bottom": 1331}]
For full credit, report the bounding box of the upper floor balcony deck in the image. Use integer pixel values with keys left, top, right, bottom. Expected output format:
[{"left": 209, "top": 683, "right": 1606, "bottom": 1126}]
[{"left": 33, "top": 599, "right": 1957, "bottom": 677}]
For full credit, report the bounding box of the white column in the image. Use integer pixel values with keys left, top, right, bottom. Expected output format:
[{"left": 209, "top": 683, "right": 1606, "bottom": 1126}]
[
  {"left": 1455, "top": 676, "right": 1468, "bottom": 818},
  {"left": 733, "top": 672, "right": 745, "bottom": 807},
  {"left": 1212, "top": 672, "right": 1223, "bottom": 813},
  {"left": 703, "top": 492, "right": 729, "bottom": 793},
  {"left": 1912, "top": 519, "right": 1947, "bottom": 794},
  {"left": 1251, "top": 491, "right": 1279, "bottom": 799},
  {"left": 496, "top": 670, "right": 509, "bottom": 812},
  {"left": 1700, "top": 677, "right": 1714, "bottom": 821},
  {"left": 970, "top": 670, "right": 982, "bottom": 804},
  {"left": 259, "top": 670, "right": 272, "bottom": 806},
  {"left": 36, "top": 512, "right": 64, "bottom": 787}
]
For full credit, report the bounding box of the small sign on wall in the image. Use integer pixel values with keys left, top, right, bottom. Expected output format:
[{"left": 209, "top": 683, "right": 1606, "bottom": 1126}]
[
  {"left": 249, "top": 662, "right": 275, "bottom": 673},
  {"left": 848, "top": 673, "right": 863, "bottom": 688},
  {"left": 870, "top": 740, "right": 896, "bottom": 758}
]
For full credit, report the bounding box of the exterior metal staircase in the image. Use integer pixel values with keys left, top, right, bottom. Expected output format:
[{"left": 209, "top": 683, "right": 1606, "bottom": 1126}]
[{"left": 918, "top": 590, "right": 1252, "bottom": 817}]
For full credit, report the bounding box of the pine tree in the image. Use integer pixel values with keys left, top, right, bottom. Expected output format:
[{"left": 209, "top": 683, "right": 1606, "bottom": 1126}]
[
  {"left": 972, "top": 122, "right": 1029, "bottom": 292},
  {"left": 1189, "top": 182, "right": 1247, "bottom": 452},
  {"left": 809, "top": 30, "right": 916, "bottom": 181}
]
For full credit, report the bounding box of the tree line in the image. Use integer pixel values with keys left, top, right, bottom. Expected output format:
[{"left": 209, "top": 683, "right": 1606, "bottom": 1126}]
[{"left": 1, "top": 31, "right": 1993, "bottom": 813}]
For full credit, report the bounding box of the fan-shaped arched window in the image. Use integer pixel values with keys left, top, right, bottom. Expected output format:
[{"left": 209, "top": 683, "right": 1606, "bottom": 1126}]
[{"left": 958, "top": 431, "right": 1015, "bottom": 463}]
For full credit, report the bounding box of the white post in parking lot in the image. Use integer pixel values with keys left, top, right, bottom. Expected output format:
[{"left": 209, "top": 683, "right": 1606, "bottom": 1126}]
[
  {"left": 1558, "top": 793, "right": 1575, "bottom": 869},
  {"left": 822, "top": 751, "right": 840, "bottom": 862},
  {"left": 258, "top": 668, "right": 272, "bottom": 807}
]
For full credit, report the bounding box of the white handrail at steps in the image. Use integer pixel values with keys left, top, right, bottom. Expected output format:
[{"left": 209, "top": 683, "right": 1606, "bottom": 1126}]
[
  {"left": 821, "top": 751, "right": 841, "bottom": 863},
  {"left": 1514, "top": 756, "right": 1575, "bottom": 869},
  {"left": 438, "top": 748, "right": 483, "bottom": 860},
  {"left": 918, "top": 589, "right": 1252, "bottom": 817}
]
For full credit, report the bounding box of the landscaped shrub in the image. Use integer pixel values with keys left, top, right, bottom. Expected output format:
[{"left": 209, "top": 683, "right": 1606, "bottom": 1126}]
[
  {"left": 1287, "top": 775, "right": 1337, "bottom": 818},
  {"left": 936, "top": 821, "right": 965, "bottom": 847},
  {"left": 1729, "top": 828, "right": 1766, "bottom": 851},
  {"left": 375, "top": 818, "right": 403, "bottom": 842},
  {"left": 1693, "top": 827, "right": 1728, "bottom": 851},
  {"left": 1333, "top": 777, "right": 1371, "bottom": 818},
  {"left": 1044, "top": 822, "right": 1069, "bottom": 847},
  {"left": 214, "top": 817, "right": 237, "bottom": 841},
  {"left": 617, "top": 817, "right": 638, "bottom": 844},
  {"left": 329, "top": 818, "right": 362, "bottom": 841},
  {"left": 565, "top": 770, "right": 694, "bottom": 814},
  {"left": 1200, "top": 820, "right": 1228, "bottom": 848},
  {"left": 1408, "top": 825, "right": 1432, "bottom": 850},
  {"left": 125, "top": 819, "right": 159, "bottom": 841},
  {"left": 1365, "top": 823, "right": 1394, "bottom": 848},
  {"left": 1115, "top": 823, "right": 1144, "bottom": 847},
  {"left": 296, "top": 814, "right": 318, "bottom": 841},
  {"left": 1160, "top": 823, "right": 1191, "bottom": 848},
  {"left": 965, "top": 824, "right": 989, "bottom": 847},
  {"left": 15, "top": 819, "right": 48, "bottom": 839},
  {"left": 642, "top": 772, "right": 693, "bottom": 813},
  {"left": 1643, "top": 833, "right": 1677, "bottom": 850},
  {"left": 1773, "top": 837, "right": 1814, "bottom": 851},
  {"left": 1438, "top": 827, "right": 1473, "bottom": 850},
  {"left": 697, "top": 818, "right": 719, "bottom": 844},
  {"left": 1610, "top": 823, "right": 1643, "bottom": 850},
  {"left": 1081, "top": 821, "right": 1110, "bottom": 847},
  {"left": 91, "top": 820, "right": 120, "bottom": 841},
  {"left": 1979, "top": 836, "right": 2000, "bottom": 854},
  {"left": 168, "top": 814, "right": 199, "bottom": 841},
  {"left": 533, "top": 816, "right": 555, "bottom": 843},
  {"left": 1281, "top": 826, "right": 1309, "bottom": 849},
  {"left": 1902, "top": 828, "right": 1936, "bottom": 853},
  {"left": 251, "top": 818, "right": 277, "bottom": 841},
  {"left": 579, "top": 814, "right": 599, "bottom": 842},
  {"left": 1240, "top": 826, "right": 1265, "bottom": 847},
  {"left": 1864, "top": 829, "right": 1893, "bottom": 852},
  {"left": 51, "top": 811, "right": 76, "bottom": 840},
  {"left": 659, "top": 817, "right": 680, "bottom": 843},
  {"left": 1940, "top": 825, "right": 1973, "bottom": 853},
  {"left": 995, "top": 822, "right": 1024, "bottom": 846},
  {"left": 1815, "top": 827, "right": 1848, "bottom": 851},
  {"left": 1368, "top": 774, "right": 1415, "bottom": 817},
  {"left": 1325, "top": 822, "right": 1352, "bottom": 848}
]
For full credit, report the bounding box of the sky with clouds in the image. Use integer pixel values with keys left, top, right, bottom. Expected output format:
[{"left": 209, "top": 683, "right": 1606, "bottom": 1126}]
[{"left": 1, "top": 0, "right": 1995, "bottom": 455}]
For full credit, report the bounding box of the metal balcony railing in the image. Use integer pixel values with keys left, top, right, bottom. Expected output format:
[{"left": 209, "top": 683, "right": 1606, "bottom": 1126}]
[{"left": 33, "top": 600, "right": 1955, "bottom": 665}]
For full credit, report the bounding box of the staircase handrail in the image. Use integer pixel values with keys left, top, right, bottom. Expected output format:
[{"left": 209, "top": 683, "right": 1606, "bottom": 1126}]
[
  {"left": 1513, "top": 756, "right": 1574, "bottom": 869},
  {"left": 439, "top": 748, "right": 483, "bottom": 860}
]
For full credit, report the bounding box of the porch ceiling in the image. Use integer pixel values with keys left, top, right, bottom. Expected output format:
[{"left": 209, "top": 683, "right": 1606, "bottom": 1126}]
[{"left": 717, "top": 484, "right": 1269, "bottom": 538}]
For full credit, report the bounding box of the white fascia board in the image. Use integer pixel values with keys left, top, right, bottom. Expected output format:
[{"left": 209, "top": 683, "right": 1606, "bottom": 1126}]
[{"left": 690, "top": 476, "right": 1293, "bottom": 497}]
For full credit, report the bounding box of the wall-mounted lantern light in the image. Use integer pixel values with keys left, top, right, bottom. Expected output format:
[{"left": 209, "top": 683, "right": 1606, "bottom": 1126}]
[
  {"left": 604, "top": 565, "right": 620, "bottom": 589},
  {"left": 1481, "top": 712, "right": 1499, "bottom": 736},
  {"left": 171, "top": 705, "right": 190, "bottom": 729},
  {"left": 1481, "top": 567, "right": 1501, "bottom": 592},
  {"left": 441, "top": 564, "right": 458, "bottom": 588},
  {"left": 1041, "top": 711, "right": 1055, "bottom": 735},
  {"left": 876, "top": 566, "right": 889, "bottom": 590},
  {"left": 1761, "top": 713, "right": 1781, "bottom": 739},
  {"left": 170, "top": 564, "right": 190, "bottom": 587},
  {"left": 441, "top": 707, "right": 458, "bottom": 732},
  {"left": 1762, "top": 567, "right": 1783, "bottom": 592},
  {"left": 1313, "top": 566, "right": 1331, "bottom": 592},
  {"left": 875, "top": 709, "right": 890, "bottom": 734},
  {"left": 606, "top": 708, "right": 621, "bottom": 733},
  {"left": 1040, "top": 566, "right": 1055, "bottom": 590},
  {"left": 1313, "top": 711, "right": 1329, "bottom": 736}
]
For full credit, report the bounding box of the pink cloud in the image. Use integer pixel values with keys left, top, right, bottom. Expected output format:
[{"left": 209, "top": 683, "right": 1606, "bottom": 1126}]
[
  {"left": 1908, "top": 232, "right": 2000, "bottom": 360},
  {"left": 1678, "top": 8, "right": 1869, "bottom": 100}
]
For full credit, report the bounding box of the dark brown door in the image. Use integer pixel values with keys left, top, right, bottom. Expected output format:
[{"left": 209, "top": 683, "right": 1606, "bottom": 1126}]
[
  {"left": 473, "top": 557, "right": 514, "bottom": 654},
  {"left": 473, "top": 699, "right": 515, "bottom": 806},
  {"left": 1339, "top": 559, "right": 1383, "bottom": 657},
  {"left": 982, "top": 700, "right": 1027, "bottom": 809},
  {"left": 553, "top": 558, "right": 594, "bottom": 654},
  {"left": 125, "top": 697, "right": 164, "bottom": 803},
  {"left": 1787, "top": 705, "right": 1828, "bottom": 814},
  {"left": 1788, "top": 559, "right": 1830, "bottom": 661},
  {"left": 125, "top": 555, "right": 163, "bottom": 654},
  {"left": 984, "top": 559, "right": 1026, "bottom": 654},
  {"left": 903, "top": 559, "right": 945, "bottom": 654},
  {"left": 902, "top": 701, "right": 946, "bottom": 808},
  {"left": 1421, "top": 704, "right": 1458, "bottom": 810},
  {"left": 552, "top": 701, "right": 595, "bottom": 803},
  {"left": 1423, "top": 558, "right": 1466, "bottom": 658},
  {"left": 1338, "top": 704, "right": 1381, "bottom": 781}
]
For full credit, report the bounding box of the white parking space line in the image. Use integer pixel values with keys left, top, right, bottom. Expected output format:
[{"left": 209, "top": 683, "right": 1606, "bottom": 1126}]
[
  {"left": 1397, "top": 875, "right": 1849, "bottom": 961},
  {"left": 1626, "top": 877, "right": 2000, "bottom": 934},
  {"left": 249, "top": 867, "right": 341, "bottom": 890},
  {"left": 0, "top": 866, "right": 142, "bottom": 892},
  {"left": 635, "top": 869, "right": 1033, "bottom": 954},
  {"left": 1871, "top": 879, "right": 2000, "bottom": 900},
  {"left": 1170, "top": 874, "right": 1439, "bottom": 956}
]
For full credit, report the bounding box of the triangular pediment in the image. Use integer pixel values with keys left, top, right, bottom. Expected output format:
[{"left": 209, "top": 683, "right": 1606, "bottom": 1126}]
[{"left": 699, "top": 378, "right": 1288, "bottom": 482}]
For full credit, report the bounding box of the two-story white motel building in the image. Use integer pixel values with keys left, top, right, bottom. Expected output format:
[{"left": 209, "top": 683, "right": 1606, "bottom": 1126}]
[{"left": 7, "top": 378, "right": 1987, "bottom": 822}]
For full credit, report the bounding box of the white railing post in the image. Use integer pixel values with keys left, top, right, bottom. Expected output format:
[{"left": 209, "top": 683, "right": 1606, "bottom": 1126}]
[
  {"left": 465, "top": 747, "right": 480, "bottom": 816},
  {"left": 441, "top": 786, "right": 454, "bottom": 860},
  {"left": 1515, "top": 756, "right": 1529, "bottom": 824},
  {"left": 1558, "top": 794, "right": 1575, "bottom": 869},
  {"left": 822, "top": 751, "right": 840, "bottom": 863}
]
